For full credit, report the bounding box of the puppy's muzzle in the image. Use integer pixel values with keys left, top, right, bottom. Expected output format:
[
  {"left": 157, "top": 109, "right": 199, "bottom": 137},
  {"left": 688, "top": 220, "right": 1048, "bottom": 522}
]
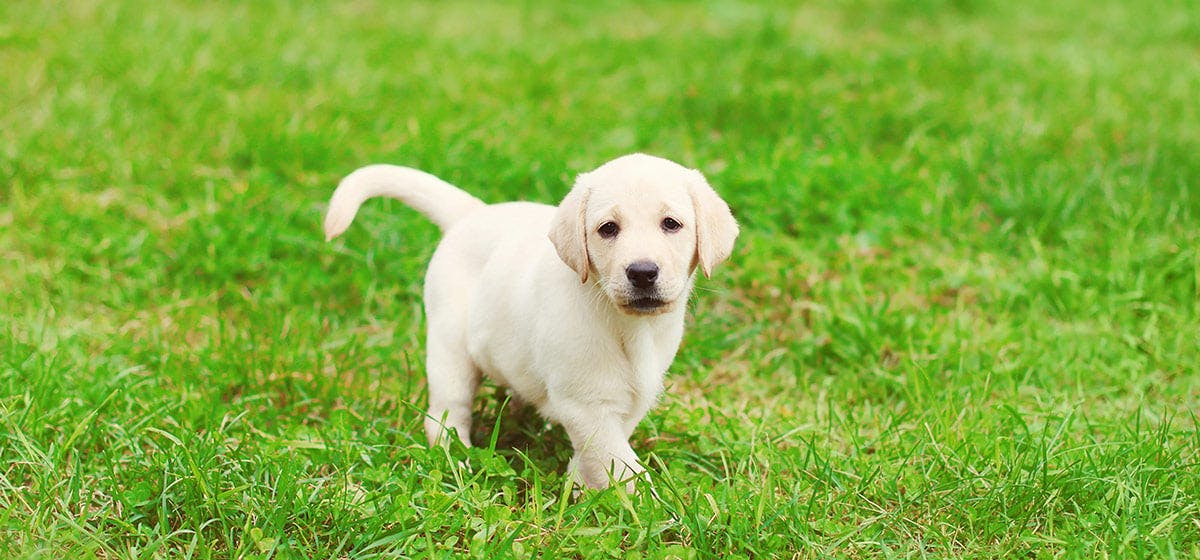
[{"left": 622, "top": 260, "right": 668, "bottom": 313}]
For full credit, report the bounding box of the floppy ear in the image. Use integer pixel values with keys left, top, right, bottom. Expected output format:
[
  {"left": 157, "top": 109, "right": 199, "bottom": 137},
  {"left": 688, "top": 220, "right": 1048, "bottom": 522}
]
[
  {"left": 688, "top": 170, "right": 739, "bottom": 277},
  {"left": 548, "top": 178, "right": 591, "bottom": 283}
]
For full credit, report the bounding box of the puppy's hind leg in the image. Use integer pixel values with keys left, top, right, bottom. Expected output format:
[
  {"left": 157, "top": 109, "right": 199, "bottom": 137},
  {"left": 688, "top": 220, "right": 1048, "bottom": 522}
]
[{"left": 423, "top": 332, "right": 480, "bottom": 447}]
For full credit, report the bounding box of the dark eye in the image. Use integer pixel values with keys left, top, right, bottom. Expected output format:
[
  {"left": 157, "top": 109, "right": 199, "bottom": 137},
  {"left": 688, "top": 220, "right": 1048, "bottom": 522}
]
[
  {"left": 598, "top": 221, "right": 620, "bottom": 238},
  {"left": 661, "top": 217, "right": 682, "bottom": 232}
]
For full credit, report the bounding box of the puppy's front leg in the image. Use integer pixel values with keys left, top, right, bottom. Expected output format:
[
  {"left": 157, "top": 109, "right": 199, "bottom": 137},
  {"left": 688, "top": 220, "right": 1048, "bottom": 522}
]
[{"left": 560, "top": 414, "right": 644, "bottom": 492}]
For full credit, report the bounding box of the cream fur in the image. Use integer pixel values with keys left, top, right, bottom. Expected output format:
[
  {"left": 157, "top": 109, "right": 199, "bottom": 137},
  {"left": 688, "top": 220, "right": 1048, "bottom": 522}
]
[{"left": 324, "top": 153, "right": 738, "bottom": 490}]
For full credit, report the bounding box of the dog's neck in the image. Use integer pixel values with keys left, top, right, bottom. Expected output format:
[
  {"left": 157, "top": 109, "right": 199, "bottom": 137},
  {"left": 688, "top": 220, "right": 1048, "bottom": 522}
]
[{"left": 609, "top": 294, "right": 688, "bottom": 405}]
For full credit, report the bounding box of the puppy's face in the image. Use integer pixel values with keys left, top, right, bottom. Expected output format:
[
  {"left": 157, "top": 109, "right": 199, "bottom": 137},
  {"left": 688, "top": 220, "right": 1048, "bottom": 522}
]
[
  {"left": 549, "top": 154, "right": 739, "bottom": 316},
  {"left": 584, "top": 176, "right": 697, "bottom": 315}
]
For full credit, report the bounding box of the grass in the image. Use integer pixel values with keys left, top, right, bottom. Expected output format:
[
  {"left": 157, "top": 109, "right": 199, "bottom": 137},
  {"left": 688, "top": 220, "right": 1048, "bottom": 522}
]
[{"left": 2, "top": 0, "right": 1198, "bottom": 557}]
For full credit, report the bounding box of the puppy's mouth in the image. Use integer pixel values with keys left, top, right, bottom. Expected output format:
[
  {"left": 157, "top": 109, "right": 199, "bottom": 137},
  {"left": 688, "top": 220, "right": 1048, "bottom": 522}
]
[{"left": 623, "top": 296, "right": 670, "bottom": 314}]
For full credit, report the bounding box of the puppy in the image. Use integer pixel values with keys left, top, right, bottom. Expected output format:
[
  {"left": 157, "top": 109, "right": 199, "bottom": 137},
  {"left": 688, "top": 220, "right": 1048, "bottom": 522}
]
[{"left": 324, "top": 153, "right": 738, "bottom": 490}]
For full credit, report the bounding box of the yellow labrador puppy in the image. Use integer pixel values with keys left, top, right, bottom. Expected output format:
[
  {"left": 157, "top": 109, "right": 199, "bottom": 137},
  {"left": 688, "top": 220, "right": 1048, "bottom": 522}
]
[{"left": 324, "top": 154, "right": 738, "bottom": 490}]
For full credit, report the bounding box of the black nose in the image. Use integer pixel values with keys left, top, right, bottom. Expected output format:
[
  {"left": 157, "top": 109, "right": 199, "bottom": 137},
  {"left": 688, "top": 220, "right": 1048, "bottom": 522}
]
[{"left": 625, "top": 261, "right": 659, "bottom": 289}]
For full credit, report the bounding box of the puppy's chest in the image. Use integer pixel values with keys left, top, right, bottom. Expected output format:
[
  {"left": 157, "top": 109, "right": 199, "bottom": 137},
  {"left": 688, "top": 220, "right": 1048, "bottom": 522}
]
[{"left": 618, "top": 323, "right": 680, "bottom": 405}]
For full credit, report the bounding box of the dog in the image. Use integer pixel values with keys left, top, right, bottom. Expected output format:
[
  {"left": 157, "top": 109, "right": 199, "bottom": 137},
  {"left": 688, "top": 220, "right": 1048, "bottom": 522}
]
[{"left": 323, "top": 153, "right": 738, "bottom": 490}]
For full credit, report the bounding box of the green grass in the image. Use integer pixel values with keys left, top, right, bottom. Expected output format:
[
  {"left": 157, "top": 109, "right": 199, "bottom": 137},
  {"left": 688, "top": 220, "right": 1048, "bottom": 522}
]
[{"left": 2, "top": 0, "right": 1198, "bottom": 557}]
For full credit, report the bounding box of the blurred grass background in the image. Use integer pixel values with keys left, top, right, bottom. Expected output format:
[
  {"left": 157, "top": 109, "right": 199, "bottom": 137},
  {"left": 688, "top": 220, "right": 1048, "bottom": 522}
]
[{"left": 1, "top": 0, "right": 1198, "bottom": 558}]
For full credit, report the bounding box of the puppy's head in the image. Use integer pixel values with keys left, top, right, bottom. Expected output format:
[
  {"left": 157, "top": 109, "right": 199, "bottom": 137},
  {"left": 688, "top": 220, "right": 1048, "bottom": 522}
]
[{"left": 549, "top": 154, "right": 739, "bottom": 316}]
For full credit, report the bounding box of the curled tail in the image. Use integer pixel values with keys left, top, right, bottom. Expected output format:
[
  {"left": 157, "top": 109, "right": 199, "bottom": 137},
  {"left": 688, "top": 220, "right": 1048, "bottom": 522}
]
[{"left": 323, "top": 164, "right": 487, "bottom": 241}]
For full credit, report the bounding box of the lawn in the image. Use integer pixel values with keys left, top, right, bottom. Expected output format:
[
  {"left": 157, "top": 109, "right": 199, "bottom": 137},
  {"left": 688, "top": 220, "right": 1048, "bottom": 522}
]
[{"left": 2, "top": 0, "right": 1198, "bottom": 557}]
